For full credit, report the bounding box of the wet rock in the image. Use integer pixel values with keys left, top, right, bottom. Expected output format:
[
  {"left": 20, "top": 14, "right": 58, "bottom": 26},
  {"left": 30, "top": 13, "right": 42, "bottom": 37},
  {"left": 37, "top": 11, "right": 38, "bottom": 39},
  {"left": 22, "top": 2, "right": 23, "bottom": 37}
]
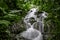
[
  {"left": 9, "top": 20, "right": 26, "bottom": 40},
  {"left": 29, "top": 17, "right": 36, "bottom": 25}
]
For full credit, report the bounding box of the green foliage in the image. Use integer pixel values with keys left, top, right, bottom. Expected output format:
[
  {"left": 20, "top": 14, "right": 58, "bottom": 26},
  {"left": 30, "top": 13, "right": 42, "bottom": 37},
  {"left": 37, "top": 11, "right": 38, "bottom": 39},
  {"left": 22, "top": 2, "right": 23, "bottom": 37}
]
[
  {"left": 0, "top": 0, "right": 21, "bottom": 40},
  {"left": 0, "top": 0, "right": 8, "bottom": 10},
  {"left": 4, "top": 14, "right": 20, "bottom": 22},
  {"left": 0, "top": 20, "right": 10, "bottom": 40},
  {"left": 0, "top": 20, "right": 10, "bottom": 26}
]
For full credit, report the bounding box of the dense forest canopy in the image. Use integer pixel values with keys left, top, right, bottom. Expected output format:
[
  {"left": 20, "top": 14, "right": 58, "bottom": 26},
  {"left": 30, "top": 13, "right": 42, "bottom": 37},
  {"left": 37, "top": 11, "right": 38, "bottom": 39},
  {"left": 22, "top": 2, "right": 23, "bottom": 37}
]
[{"left": 0, "top": 0, "right": 60, "bottom": 40}]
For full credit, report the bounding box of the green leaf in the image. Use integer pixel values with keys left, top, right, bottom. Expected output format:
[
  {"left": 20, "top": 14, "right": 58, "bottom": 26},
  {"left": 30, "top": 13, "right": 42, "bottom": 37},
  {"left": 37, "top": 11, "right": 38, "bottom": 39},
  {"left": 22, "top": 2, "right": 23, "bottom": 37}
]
[{"left": 0, "top": 20, "right": 10, "bottom": 26}]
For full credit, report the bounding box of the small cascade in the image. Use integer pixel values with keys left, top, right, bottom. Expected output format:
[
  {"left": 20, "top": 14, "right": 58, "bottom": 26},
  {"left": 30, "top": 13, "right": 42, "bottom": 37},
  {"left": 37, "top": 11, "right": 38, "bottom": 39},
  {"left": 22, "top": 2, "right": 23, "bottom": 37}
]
[{"left": 20, "top": 8, "right": 48, "bottom": 40}]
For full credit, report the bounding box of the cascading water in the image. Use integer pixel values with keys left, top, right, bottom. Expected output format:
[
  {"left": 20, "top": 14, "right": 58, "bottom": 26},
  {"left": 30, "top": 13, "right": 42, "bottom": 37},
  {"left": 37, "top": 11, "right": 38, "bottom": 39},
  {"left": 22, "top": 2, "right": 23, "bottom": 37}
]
[{"left": 20, "top": 8, "right": 47, "bottom": 40}]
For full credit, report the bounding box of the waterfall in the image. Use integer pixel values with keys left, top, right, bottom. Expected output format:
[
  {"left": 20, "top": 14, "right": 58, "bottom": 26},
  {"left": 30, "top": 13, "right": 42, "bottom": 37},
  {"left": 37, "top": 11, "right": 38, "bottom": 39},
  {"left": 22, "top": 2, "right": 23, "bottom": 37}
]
[{"left": 20, "top": 8, "right": 47, "bottom": 40}]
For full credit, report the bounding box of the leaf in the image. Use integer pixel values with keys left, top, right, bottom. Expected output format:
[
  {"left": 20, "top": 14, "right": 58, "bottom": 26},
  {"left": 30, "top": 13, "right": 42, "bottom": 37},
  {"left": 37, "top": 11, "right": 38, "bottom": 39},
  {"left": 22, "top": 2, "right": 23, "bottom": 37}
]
[{"left": 0, "top": 20, "right": 10, "bottom": 26}]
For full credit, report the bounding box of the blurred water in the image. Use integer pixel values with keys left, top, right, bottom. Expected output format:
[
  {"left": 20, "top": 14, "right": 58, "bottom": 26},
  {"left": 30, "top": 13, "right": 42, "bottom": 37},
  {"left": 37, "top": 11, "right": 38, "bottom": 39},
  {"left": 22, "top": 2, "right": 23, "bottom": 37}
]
[{"left": 20, "top": 8, "right": 47, "bottom": 40}]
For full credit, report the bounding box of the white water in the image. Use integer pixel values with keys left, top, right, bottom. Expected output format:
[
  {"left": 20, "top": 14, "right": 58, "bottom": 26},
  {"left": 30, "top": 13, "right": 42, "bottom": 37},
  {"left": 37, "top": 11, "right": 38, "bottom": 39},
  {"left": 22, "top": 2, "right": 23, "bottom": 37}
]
[{"left": 21, "top": 8, "right": 47, "bottom": 40}]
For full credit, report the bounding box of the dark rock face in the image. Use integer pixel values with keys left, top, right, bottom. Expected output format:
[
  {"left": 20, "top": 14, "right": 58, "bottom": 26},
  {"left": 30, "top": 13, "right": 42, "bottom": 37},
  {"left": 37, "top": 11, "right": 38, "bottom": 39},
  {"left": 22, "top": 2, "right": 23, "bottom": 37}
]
[
  {"left": 9, "top": 20, "right": 26, "bottom": 40},
  {"left": 9, "top": 20, "right": 26, "bottom": 34}
]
